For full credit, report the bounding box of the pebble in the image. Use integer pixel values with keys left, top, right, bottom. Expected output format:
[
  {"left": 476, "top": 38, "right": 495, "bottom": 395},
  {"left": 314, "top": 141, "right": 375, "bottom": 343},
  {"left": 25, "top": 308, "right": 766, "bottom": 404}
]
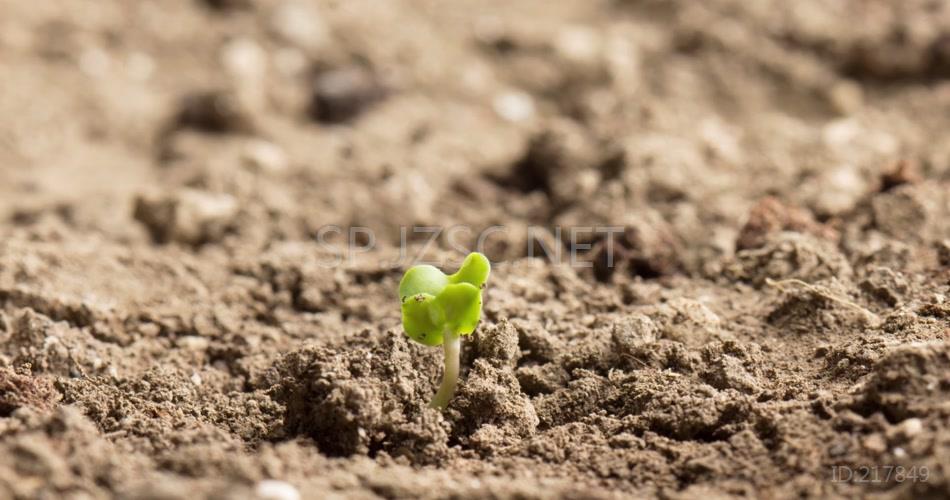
[
  {"left": 255, "top": 480, "right": 301, "bottom": 500},
  {"left": 493, "top": 91, "right": 535, "bottom": 123},
  {"left": 176, "top": 89, "right": 255, "bottom": 133},
  {"left": 897, "top": 418, "right": 923, "bottom": 438},
  {"left": 222, "top": 37, "right": 267, "bottom": 81},
  {"left": 555, "top": 25, "right": 601, "bottom": 64},
  {"left": 176, "top": 336, "right": 211, "bottom": 351},
  {"left": 810, "top": 165, "right": 866, "bottom": 215},
  {"left": 203, "top": 0, "right": 251, "bottom": 10},
  {"left": 271, "top": 2, "right": 330, "bottom": 51},
  {"left": 310, "top": 66, "right": 386, "bottom": 123},
  {"left": 242, "top": 139, "right": 289, "bottom": 173}
]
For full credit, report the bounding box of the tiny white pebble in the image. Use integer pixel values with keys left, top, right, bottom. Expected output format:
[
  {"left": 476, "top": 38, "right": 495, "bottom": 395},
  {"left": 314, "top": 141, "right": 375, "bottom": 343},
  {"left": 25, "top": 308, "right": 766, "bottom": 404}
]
[
  {"left": 822, "top": 119, "right": 860, "bottom": 147},
  {"left": 271, "top": 2, "right": 330, "bottom": 51},
  {"left": 256, "top": 480, "right": 300, "bottom": 500},
  {"left": 555, "top": 25, "right": 600, "bottom": 63},
  {"left": 898, "top": 418, "right": 923, "bottom": 437},
  {"left": 43, "top": 336, "right": 59, "bottom": 349},
  {"left": 893, "top": 447, "right": 907, "bottom": 458},
  {"left": 493, "top": 91, "right": 535, "bottom": 123},
  {"left": 177, "top": 336, "right": 210, "bottom": 351},
  {"left": 242, "top": 140, "right": 289, "bottom": 173},
  {"left": 190, "top": 372, "right": 203, "bottom": 386},
  {"left": 222, "top": 37, "right": 266, "bottom": 80}
]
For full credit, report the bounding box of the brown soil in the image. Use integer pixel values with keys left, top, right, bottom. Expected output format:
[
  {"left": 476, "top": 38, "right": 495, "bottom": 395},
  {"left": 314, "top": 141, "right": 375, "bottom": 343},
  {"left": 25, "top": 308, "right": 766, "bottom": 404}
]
[{"left": 1, "top": 1, "right": 949, "bottom": 498}]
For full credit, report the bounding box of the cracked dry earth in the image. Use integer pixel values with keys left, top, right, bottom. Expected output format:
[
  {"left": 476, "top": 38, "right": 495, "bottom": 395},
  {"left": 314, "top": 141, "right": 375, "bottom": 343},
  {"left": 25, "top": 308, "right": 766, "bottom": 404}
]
[{"left": 1, "top": 0, "right": 950, "bottom": 499}]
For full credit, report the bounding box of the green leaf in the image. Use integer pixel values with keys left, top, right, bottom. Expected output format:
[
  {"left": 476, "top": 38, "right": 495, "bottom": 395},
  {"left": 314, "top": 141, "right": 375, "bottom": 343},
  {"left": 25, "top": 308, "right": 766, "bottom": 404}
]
[
  {"left": 397, "top": 252, "right": 490, "bottom": 346},
  {"left": 399, "top": 265, "right": 448, "bottom": 302},
  {"left": 434, "top": 283, "right": 482, "bottom": 335},
  {"left": 449, "top": 252, "right": 490, "bottom": 289},
  {"left": 401, "top": 293, "right": 444, "bottom": 346}
]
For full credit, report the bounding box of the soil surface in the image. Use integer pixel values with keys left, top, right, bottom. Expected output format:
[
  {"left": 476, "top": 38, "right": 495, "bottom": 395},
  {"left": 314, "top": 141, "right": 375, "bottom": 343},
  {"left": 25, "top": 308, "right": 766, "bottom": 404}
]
[{"left": 2, "top": 1, "right": 950, "bottom": 499}]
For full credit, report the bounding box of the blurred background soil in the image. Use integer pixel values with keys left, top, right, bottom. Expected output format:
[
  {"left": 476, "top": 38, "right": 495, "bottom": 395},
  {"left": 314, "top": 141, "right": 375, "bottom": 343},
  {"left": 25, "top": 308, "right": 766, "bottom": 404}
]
[{"left": 0, "top": 0, "right": 949, "bottom": 498}]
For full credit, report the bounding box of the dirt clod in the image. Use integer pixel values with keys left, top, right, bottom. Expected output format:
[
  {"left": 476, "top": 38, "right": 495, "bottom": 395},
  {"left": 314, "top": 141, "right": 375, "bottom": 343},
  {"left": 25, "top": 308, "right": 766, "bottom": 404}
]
[
  {"left": 0, "top": 367, "right": 60, "bottom": 416},
  {"left": 134, "top": 189, "right": 239, "bottom": 245}
]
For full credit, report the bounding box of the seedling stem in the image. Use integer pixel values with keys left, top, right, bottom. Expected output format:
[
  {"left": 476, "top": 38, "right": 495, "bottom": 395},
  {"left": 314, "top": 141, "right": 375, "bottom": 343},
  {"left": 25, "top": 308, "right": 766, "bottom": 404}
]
[{"left": 430, "top": 328, "right": 460, "bottom": 409}]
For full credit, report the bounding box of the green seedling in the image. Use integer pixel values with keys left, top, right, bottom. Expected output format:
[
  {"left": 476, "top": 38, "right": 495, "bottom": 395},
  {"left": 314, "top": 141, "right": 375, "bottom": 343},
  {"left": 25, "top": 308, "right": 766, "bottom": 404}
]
[{"left": 399, "top": 252, "right": 490, "bottom": 409}]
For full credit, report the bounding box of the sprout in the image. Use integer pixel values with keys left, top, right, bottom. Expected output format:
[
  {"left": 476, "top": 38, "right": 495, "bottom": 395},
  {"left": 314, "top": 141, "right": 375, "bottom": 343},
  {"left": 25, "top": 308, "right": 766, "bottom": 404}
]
[{"left": 399, "top": 252, "right": 490, "bottom": 409}]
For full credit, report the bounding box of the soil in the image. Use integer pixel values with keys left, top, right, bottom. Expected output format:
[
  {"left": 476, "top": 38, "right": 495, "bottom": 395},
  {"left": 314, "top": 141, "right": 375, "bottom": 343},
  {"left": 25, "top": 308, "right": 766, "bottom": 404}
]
[{"left": 1, "top": 1, "right": 949, "bottom": 499}]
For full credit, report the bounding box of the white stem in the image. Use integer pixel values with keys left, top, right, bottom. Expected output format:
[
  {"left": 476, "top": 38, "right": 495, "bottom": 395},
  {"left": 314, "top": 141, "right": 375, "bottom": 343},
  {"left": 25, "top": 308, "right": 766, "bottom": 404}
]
[{"left": 429, "top": 329, "right": 460, "bottom": 409}]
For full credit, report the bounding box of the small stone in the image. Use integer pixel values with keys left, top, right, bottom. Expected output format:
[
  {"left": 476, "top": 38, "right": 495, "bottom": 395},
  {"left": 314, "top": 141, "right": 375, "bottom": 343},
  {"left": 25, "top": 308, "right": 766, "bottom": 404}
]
[
  {"left": 493, "top": 90, "right": 535, "bottom": 123},
  {"left": 310, "top": 66, "right": 387, "bottom": 123},
  {"left": 271, "top": 2, "right": 330, "bottom": 51},
  {"left": 255, "top": 480, "right": 301, "bottom": 500},
  {"left": 222, "top": 37, "right": 266, "bottom": 81},
  {"left": 175, "top": 89, "right": 255, "bottom": 134},
  {"left": 896, "top": 418, "right": 923, "bottom": 438},
  {"left": 242, "top": 140, "right": 288, "bottom": 173},
  {"left": 808, "top": 165, "right": 867, "bottom": 216},
  {"left": 203, "top": 0, "right": 252, "bottom": 11},
  {"left": 190, "top": 372, "right": 202, "bottom": 386},
  {"left": 555, "top": 25, "right": 601, "bottom": 64},
  {"left": 176, "top": 336, "right": 211, "bottom": 351}
]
